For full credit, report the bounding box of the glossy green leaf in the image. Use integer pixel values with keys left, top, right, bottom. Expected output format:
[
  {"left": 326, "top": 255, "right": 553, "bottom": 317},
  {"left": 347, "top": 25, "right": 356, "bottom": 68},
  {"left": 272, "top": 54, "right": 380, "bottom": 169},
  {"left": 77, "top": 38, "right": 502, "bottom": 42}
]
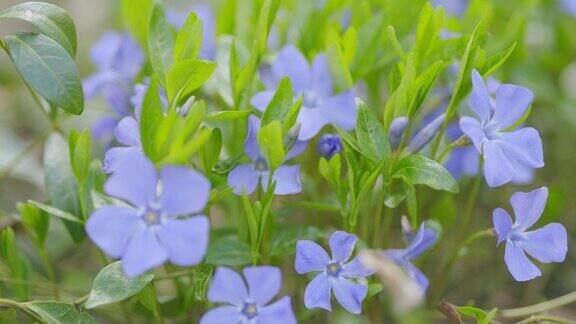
[
  {"left": 24, "top": 301, "right": 95, "bottom": 324},
  {"left": 139, "top": 80, "right": 164, "bottom": 162},
  {"left": 393, "top": 155, "right": 459, "bottom": 193},
  {"left": 270, "top": 226, "right": 323, "bottom": 256},
  {"left": 43, "top": 133, "right": 84, "bottom": 242},
  {"left": 166, "top": 59, "right": 215, "bottom": 103},
  {"left": 257, "top": 121, "right": 285, "bottom": 171},
  {"left": 205, "top": 239, "right": 252, "bottom": 266},
  {"left": 478, "top": 43, "right": 516, "bottom": 77},
  {"left": 200, "top": 128, "right": 222, "bottom": 174},
  {"left": 356, "top": 100, "right": 389, "bottom": 162},
  {"left": 206, "top": 109, "right": 252, "bottom": 121},
  {"left": 148, "top": 2, "right": 175, "bottom": 85},
  {"left": 254, "top": 0, "right": 280, "bottom": 54},
  {"left": 261, "top": 77, "right": 293, "bottom": 126},
  {"left": 0, "top": 2, "right": 77, "bottom": 55},
  {"left": 69, "top": 129, "right": 91, "bottom": 183},
  {"left": 174, "top": 12, "right": 202, "bottom": 62},
  {"left": 85, "top": 261, "right": 155, "bottom": 309},
  {"left": 3, "top": 33, "right": 83, "bottom": 115}
]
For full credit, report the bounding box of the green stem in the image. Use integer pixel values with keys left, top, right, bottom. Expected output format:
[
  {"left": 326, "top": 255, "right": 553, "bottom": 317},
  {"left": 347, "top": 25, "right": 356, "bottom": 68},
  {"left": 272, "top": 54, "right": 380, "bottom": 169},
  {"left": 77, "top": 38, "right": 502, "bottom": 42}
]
[
  {"left": 500, "top": 290, "right": 576, "bottom": 318},
  {"left": 0, "top": 298, "right": 43, "bottom": 322},
  {"left": 373, "top": 183, "right": 388, "bottom": 247},
  {"left": 38, "top": 246, "right": 59, "bottom": 299},
  {"left": 515, "top": 315, "right": 572, "bottom": 324}
]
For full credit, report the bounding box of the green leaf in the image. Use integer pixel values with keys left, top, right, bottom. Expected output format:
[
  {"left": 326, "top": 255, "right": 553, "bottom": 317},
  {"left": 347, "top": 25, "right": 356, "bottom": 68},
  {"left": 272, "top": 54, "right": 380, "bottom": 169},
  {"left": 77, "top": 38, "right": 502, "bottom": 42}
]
[
  {"left": 3, "top": 33, "right": 83, "bottom": 115},
  {"left": 393, "top": 155, "right": 459, "bottom": 193},
  {"left": 0, "top": 2, "right": 77, "bottom": 55},
  {"left": 136, "top": 283, "right": 157, "bottom": 313},
  {"left": 121, "top": 0, "right": 153, "bottom": 47},
  {"left": 17, "top": 202, "right": 49, "bottom": 248},
  {"left": 205, "top": 239, "right": 252, "bottom": 266},
  {"left": 161, "top": 127, "right": 212, "bottom": 165},
  {"left": 43, "top": 133, "right": 84, "bottom": 242},
  {"left": 478, "top": 43, "right": 516, "bottom": 77},
  {"left": 356, "top": 100, "right": 389, "bottom": 162},
  {"left": 257, "top": 121, "right": 285, "bottom": 171},
  {"left": 200, "top": 128, "right": 222, "bottom": 174},
  {"left": 85, "top": 261, "right": 155, "bottom": 309},
  {"left": 350, "top": 12, "right": 385, "bottom": 80},
  {"left": 69, "top": 129, "right": 91, "bottom": 183},
  {"left": 254, "top": 0, "right": 280, "bottom": 54},
  {"left": 148, "top": 2, "right": 175, "bottom": 86},
  {"left": 24, "top": 301, "right": 95, "bottom": 324},
  {"left": 28, "top": 200, "right": 83, "bottom": 224},
  {"left": 139, "top": 80, "right": 164, "bottom": 162},
  {"left": 206, "top": 109, "right": 252, "bottom": 121},
  {"left": 270, "top": 226, "right": 323, "bottom": 256},
  {"left": 282, "top": 96, "right": 303, "bottom": 135},
  {"left": 174, "top": 12, "right": 202, "bottom": 62},
  {"left": 261, "top": 77, "right": 293, "bottom": 126},
  {"left": 0, "top": 228, "right": 30, "bottom": 300},
  {"left": 166, "top": 59, "right": 215, "bottom": 103},
  {"left": 457, "top": 306, "right": 487, "bottom": 319}
]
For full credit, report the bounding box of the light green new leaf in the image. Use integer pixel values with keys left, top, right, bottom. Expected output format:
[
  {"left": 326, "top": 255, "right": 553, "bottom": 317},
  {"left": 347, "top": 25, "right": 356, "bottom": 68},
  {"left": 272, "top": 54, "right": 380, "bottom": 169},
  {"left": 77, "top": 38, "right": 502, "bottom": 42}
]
[
  {"left": 393, "top": 155, "right": 458, "bottom": 193},
  {"left": 207, "top": 109, "right": 252, "bottom": 121},
  {"left": 257, "top": 121, "right": 285, "bottom": 171},
  {"left": 166, "top": 59, "right": 215, "bottom": 103},
  {"left": 478, "top": 43, "right": 516, "bottom": 77},
  {"left": 0, "top": 228, "right": 30, "bottom": 299},
  {"left": 3, "top": 33, "right": 84, "bottom": 115},
  {"left": 69, "top": 129, "right": 91, "bottom": 183},
  {"left": 17, "top": 202, "right": 49, "bottom": 248},
  {"left": 24, "top": 301, "right": 95, "bottom": 324},
  {"left": 121, "top": 0, "right": 153, "bottom": 47},
  {"left": 356, "top": 100, "right": 390, "bottom": 162},
  {"left": 148, "top": 3, "right": 175, "bottom": 86},
  {"left": 254, "top": 0, "right": 280, "bottom": 54},
  {"left": 85, "top": 261, "right": 155, "bottom": 309},
  {"left": 261, "top": 77, "right": 293, "bottom": 126},
  {"left": 28, "top": 200, "right": 82, "bottom": 224},
  {"left": 139, "top": 80, "right": 164, "bottom": 162},
  {"left": 174, "top": 12, "right": 203, "bottom": 62},
  {"left": 0, "top": 2, "right": 77, "bottom": 55}
]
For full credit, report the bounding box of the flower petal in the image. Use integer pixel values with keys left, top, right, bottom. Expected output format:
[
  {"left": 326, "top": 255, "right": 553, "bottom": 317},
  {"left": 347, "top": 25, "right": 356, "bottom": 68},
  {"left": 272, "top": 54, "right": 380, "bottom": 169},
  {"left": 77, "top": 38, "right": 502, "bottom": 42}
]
[
  {"left": 320, "top": 91, "right": 357, "bottom": 132},
  {"left": 295, "top": 240, "right": 330, "bottom": 274},
  {"left": 492, "top": 84, "right": 533, "bottom": 130},
  {"left": 272, "top": 45, "right": 310, "bottom": 94},
  {"left": 251, "top": 90, "right": 276, "bottom": 112},
  {"left": 104, "top": 153, "right": 157, "bottom": 207},
  {"left": 86, "top": 206, "right": 142, "bottom": 258},
  {"left": 342, "top": 257, "right": 374, "bottom": 278},
  {"left": 83, "top": 72, "right": 116, "bottom": 100},
  {"left": 304, "top": 273, "right": 332, "bottom": 311},
  {"left": 262, "top": 165, "right": 302, "bottom": 195},
  {"left": 310, "top": 54, "right": 333, "bottom": 98},
  {"left": 482, "top": 140, "right": 514, "bottom": 187},
  {"left": 504, "top": 241, "right": 541, "bottom": 282},
  {"left": 521, "top": 223, "right": 567, "bottom": 263},
  {"left": 160, "top": 166, "right": 211, "bottom": 216},
  {"left": 157, "top": 216, "right": 210, "bottom": 266},
  {"left": 243, "top": 266, "right": 281, "bottom": 306},
  {"left": 459, "top": 116, "right": 486, "bottom": 152},
  {"left": 121, "top": 228, "right": 169, "bottom": 277},
  {"left": 510, "top": 187, "right": 548, "bottom": 231},
  {"left": 404, "top": 261, "right": 429, "bottom": 291},
  {"left": 297, "top": 105, "right": 330, "bottom": 141},
  {"left": 259, "top": 296, "right": 296, "bottom": 324},
  {"left": 91, "top": 116, "right": 119, "bottom": 142},
  {"left": 245, "top": 115, "right": 262, "bottom": 161},
  {"left": 468, "top": 69, "right": 492, "bottom": 125},
  {"left": 403, "top": 225, "right": 438, "bottom": 260},
  {"left": 228, "top": 164, "right": 260, "bottom": 196},
  {"left": 114, "top": 116, "right": 140, "bottom": 147},
  {"left": 103, "top": 146, "right": 143, "bottom": 174},
  {"left": 331, "top": 277, "right": 367, "bottom": 314},
  {"left": 329, "top": 231, "right": 357, "bottom": 263},
  {"left": 493, "top": 208, "right": 513, "bottom": 245},
  {"left": 286, "top": 140, "right": 308, "bottom": 160},
  {"left": 499, "top": 127, "right": 544, "bottom": 168},
  {"left": 199, "top": 306, "right": 239, "bottom": 324},
  {"left": 207, "top": 267, "right": 249, "bottom": 306}
]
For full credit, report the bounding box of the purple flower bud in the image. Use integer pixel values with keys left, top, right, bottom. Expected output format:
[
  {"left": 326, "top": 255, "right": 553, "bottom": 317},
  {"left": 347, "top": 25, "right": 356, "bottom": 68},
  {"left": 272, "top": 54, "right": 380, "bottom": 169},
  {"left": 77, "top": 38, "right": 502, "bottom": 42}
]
[
  {"left": 316, "top": 134, "right": 342, "bottom": 159},
  {"left": 389, "top": 117, "right": 409, "bottom": 150},
  {"left": 407, "top": 113, "right": 446, "bottom": 153}
]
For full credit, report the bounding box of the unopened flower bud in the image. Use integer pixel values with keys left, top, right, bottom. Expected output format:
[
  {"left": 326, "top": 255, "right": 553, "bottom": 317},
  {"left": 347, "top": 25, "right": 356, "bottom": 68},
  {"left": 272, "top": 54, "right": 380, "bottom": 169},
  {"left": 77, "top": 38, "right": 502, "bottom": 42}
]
[
  {"left": 389, "top": 116, "right": 409, "bottom": 150},
  {"left": 316, "top": 134, "right": 342, "bottom": 159},
  {"left": 401, "top": 215, "right": 413, "bottom": 242},
  {"left": 284, "top": 123, "right": 301, "bottom": 153},
  {"left": 407, "top": 113, "right": 446, "bottom": 153}
]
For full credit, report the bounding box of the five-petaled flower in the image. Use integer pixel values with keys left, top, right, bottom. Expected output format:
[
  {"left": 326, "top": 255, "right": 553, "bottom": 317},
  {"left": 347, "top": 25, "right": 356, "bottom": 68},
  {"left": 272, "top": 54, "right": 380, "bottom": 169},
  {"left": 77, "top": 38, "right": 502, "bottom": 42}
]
[
  {"left": 251, "top": 45, "right": 357, "bottom": 141},
  {"left": 295, "top": 231, "right": 373, "bottom": 314},
  {"left": 87, "top": 154, "right": 210, "bottom": 276},
  {"left": 227, "top": 115, "right": 304, "bottom": 195},
  {"left": 201, "top": 266, "right": 296, "bottom": 324},
  {"left": 459, "top": 69, "right": 544, "bottom": 187},
  {"left": 382, "top": 223, "right": 438, "bottom": 291},
  {"left": 493, "top": 187, "right": 567, "bottom": 282},
  {"left": 83, "top": 31, "right": 143, "bottom": 143}
]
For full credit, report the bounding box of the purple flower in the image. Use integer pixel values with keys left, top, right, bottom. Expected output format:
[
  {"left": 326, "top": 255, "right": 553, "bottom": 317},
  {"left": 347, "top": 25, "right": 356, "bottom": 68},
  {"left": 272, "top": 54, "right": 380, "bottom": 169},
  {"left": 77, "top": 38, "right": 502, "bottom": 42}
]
[
  {"left": 167, "top": 3, "right": 216, "bottom": 60},
  {"left": 130, "top": 79, "right": 168, "bottom": 118},
  {"left": 407, "top": 113, "right": 446, "bottom": 153},
  {"left": 493, "top": 187, "right": 567, "bottom": 281},
  {"left": 389, "top": 117, "right": 409, "bottom": 150},
  {"left": 251, "top": 45, "right": 356, "bottom": 141},
  {"left": 559, "top": 0, "right": 576, "bottom": 16},
  {"left": 316, "top": 134, "right": 342, "bottom": 159},
  {"left": 227, "top": 116, "right": 304, "bottom": 196},
  {"left": 382, "top": 224, "right": 438, "bottom": 291},
  {"left": 201, "top": 266, "right": 296, "bottom": 324},
  {"left": 84, "top": 32, "right": 144, "bottom": 141},
  {"left": 86, "top": 154, "right": 210, "bottom": 276},
  {"left": 295, "top": 231, "right": 373, "bottom": 314},
  {"left": 103, "top": 116, "right": 143, "bottom": 174},
  {"left": 431, "top": 0, "right": 468, "bottom": 17},
  {"left": 459, "top": 70, "right": 543, "bottom": 187}
]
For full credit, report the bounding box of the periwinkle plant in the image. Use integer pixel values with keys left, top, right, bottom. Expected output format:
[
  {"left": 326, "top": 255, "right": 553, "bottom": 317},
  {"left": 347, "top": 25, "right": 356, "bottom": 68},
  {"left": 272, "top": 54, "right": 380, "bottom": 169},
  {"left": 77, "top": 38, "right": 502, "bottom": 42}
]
[{"left": 0, "top": 1, "right": 573, "bottom": 323}]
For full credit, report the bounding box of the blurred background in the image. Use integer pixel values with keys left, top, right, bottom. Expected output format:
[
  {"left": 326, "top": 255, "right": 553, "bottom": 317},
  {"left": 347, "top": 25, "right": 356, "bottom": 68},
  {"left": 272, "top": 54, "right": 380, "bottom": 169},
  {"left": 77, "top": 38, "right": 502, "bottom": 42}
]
[{"left": 1, "top": 0, "right": 576, "bottom": 322}]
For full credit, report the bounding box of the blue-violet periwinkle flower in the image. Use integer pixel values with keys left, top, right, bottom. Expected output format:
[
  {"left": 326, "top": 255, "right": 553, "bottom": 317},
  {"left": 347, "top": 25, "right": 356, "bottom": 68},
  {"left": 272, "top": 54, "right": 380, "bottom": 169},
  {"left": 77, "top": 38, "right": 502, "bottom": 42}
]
[
  {"left": 389, "top": 116, "right": 409, "bottom": 150},
  {"left": 317, "top": 134, "right": 342, "bottom": 159},
  {"left": 201, "top": 266, "right": 296, "bottom": 324},
  {"left": 407, "top": 113, "right": 446, "bottom": 153}
]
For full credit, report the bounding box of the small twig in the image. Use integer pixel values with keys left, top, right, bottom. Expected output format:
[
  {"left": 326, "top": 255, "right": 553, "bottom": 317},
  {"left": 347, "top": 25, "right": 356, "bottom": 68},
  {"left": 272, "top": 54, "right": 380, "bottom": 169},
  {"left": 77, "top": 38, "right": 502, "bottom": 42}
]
[{"left": 501, "top": 291, "right": 576, "bottom": 318}]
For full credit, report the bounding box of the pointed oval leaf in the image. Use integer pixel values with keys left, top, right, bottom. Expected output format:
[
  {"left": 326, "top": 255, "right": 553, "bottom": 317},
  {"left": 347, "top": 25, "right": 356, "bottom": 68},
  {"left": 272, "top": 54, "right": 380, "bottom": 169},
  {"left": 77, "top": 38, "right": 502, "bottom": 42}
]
[
  {"left": 24, "top": 301, "right": 96, "bottom": 324},
  {"left": 393, "top": 155, "right": 459, "bottom": 193}
]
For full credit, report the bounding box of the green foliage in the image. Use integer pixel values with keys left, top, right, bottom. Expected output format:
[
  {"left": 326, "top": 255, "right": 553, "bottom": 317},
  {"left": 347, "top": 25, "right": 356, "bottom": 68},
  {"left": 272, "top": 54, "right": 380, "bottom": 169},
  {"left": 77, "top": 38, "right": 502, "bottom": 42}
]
[
  {"left": 174, "top": 12, "right": 203, "bottom": 62},
  {"left": 166, "top": 59, "right": 215, "bottom": 104},
  {"left": 257, "top": 121, "right": 285, "bottom": 171},
  {"left": 261, "top": 77, "right": 294, "bottom": 126},
  {"left": 355, "top": 100, "right": 390, "bottom": 162},
  {"left": 121, "top": 0, "right": 153, "bottom": 47},
  {"left": 205, "top": 239, "right": 252, "bottom": 266},
  {"left": 24, "top": 301, "right": 96, "bottom": 323},
  {"left": 148, "top": 2, "right": 175, "bottom": 87},
  {"left": 393, "top": 155, "right": 459, "bottom": 193},
  {"left": 0, "top": 228, "right": 30, "bottom": 300},
  {"left": 17, "top": 202, "right": 49, "bottom": 248}
]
